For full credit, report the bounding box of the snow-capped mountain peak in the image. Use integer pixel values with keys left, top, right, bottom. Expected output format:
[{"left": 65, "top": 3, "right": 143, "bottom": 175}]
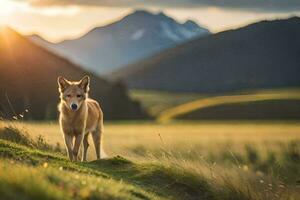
[
  {"left": 131, "top": 29, "right": 145, "bottom": 40},
  {"left": 28, "top": 10, "right": 210, "bottom": 75}
]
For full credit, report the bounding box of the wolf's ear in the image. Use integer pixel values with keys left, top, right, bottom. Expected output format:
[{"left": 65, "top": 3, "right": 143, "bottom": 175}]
[
  {"left": 57, "top": 76, "right": 70, "bottom": 92},
  {"left": 79, "top": 75, "right": 90, "bottom": 92}
]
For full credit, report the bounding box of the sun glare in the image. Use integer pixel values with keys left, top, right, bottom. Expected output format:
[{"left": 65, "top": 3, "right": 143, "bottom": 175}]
[
  {"left": 39, "top": 6, "right": 81, "bottom": 17},
  {"left": 0, "top": 0, "right": 17, "bottom": 16}
]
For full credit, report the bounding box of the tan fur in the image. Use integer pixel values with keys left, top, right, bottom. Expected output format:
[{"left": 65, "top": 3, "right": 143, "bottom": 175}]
[{"left": 57, "top": 76, "right": 105, "bottom": 161}]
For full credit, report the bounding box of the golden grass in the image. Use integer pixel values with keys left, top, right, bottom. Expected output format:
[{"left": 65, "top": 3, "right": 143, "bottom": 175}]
[
  {"left": 1, "top": 120, "right": 299, "bottom": 199},
  {"left": 1, "top": 120, "right": 299, "bottom": 160}
]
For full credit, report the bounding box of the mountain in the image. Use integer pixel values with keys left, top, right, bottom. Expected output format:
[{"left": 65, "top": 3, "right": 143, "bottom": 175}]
[
  {"left": 28, "top": 10, "right": 210, "bottom": 75},
  {"left": 111, "top": 17, "right": 300, "bottom": 93},
  {"left": 0, "top": 27, "right": 147, "bottom": 120}
]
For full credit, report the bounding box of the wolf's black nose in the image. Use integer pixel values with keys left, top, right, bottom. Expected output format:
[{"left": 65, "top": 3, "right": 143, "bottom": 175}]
[{"left": 71, "top": 104, "right": 78, "bottom": 110}]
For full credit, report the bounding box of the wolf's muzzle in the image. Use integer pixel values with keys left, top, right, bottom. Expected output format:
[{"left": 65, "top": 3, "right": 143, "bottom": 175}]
[{"left": 71, "top": 103, "right": 78, "bottom": 110}]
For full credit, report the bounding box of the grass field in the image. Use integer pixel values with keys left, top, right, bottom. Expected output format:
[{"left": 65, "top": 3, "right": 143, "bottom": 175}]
[{"left": 0, "top": 120, "right": 299, "bottom": 199}]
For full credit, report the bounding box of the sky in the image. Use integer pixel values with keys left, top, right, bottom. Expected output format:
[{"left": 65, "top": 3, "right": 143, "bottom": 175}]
[{"left": 0, "top": 0, "right": 299, "bottom": 42}]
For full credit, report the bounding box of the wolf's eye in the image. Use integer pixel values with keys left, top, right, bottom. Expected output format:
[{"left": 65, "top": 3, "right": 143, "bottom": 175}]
[
  {"left": 77, "top": 94, "right": 83, "bottom": 98},
  {"left": 66, "top": 94, "right": 71, "bottom": 98}
]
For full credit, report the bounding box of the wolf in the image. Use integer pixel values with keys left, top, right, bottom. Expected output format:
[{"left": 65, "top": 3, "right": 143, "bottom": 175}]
[{"left": 57, "top": 75, "right": 105, "bottom": 161}]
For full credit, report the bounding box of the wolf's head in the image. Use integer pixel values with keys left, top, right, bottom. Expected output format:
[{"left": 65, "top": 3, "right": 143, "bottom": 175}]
[{"left": 57, "top": 76, "right": 90, "bottom": 111}]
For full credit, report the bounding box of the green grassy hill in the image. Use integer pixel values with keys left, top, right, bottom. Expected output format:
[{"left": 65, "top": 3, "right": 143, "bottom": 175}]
[
  {"left": 129, "top": 90, "right": 204, "bottom": 117},
  {"left": 158, "top": 89, "right": 300, "bottom": 122}
]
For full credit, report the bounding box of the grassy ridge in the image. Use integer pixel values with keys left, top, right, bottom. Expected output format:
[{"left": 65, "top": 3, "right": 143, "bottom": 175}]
[
  {"left": 0, "top": 126, "right": 223, "bottom": 200},
  {"left": 0, "top": 139, "right": 169, "bottom": 200},
  {"left": 0, "top": 138, "right": 234, "bottom": 200},
  {"left": 158, "top": 89, "right": 300, "bottom": 122},
  {"left": 0, "top": 160, "right": 146, "bottom": 200}
]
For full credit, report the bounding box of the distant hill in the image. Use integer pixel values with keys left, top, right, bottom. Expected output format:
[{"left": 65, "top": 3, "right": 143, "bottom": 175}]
[
  {"left": 0, "top": 27, "right": 147, "bottom": 120},
  {"left": 176, "top": 99, "right": 300, "bottom": 120},
  {"left": 158, "top": 90, "right": 300, "bottom": 122},
  {"left": 111, "top": 17, "right": 300, "bottom": 93},
  {"left": 28, "top": 10, "right": 210, "bottom": 75}
]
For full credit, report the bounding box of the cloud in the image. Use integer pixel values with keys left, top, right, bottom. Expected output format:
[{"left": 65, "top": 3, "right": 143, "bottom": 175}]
[{"left": 23, "top": 0, "right": 300, "bottom": 12}]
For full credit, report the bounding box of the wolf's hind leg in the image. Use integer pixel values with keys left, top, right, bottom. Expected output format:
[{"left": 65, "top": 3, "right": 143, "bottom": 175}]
[
  {"left": 82, "top": 133, "right": 89, "bottom": 162},
  {"left": 64, "top": 134, "right": 74, "bottom": 161},
  {"left": 91, "top": 128, "right": 103, "bottom": 159}
]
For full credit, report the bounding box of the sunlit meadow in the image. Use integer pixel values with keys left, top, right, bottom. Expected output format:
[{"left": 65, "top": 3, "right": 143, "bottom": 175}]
[{"left": 1, "top": 120, "right": 299, "bottom": 199}]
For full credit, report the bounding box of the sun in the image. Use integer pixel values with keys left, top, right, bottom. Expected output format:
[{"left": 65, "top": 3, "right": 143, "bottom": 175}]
[{"left": 0, "top": 0, "right": 18, "bottom": 16}]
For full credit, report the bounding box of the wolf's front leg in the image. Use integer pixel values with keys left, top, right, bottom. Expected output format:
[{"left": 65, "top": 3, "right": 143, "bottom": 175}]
[
  {"left": 64, "top": 134, "right": 74, "bottom": 161},
  {"left": 82, "top": 133, "right": 89, "bottom": 162},
  {"left": 73, "top": 134, "right": 84, "bottom": 162}
]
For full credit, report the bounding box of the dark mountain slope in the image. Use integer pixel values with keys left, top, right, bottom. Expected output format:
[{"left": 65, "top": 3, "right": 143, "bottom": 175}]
[
  {"left": 0, "top": 27, "right": 147, "bottom": 120},
  {"left": 111, "top": 17, "right": 300, "bottom": 93}
]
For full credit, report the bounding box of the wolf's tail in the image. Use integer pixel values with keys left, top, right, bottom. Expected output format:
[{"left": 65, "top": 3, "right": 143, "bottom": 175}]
[{"left": 99, "top": 125, "right": 107, "bottom": 159}]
